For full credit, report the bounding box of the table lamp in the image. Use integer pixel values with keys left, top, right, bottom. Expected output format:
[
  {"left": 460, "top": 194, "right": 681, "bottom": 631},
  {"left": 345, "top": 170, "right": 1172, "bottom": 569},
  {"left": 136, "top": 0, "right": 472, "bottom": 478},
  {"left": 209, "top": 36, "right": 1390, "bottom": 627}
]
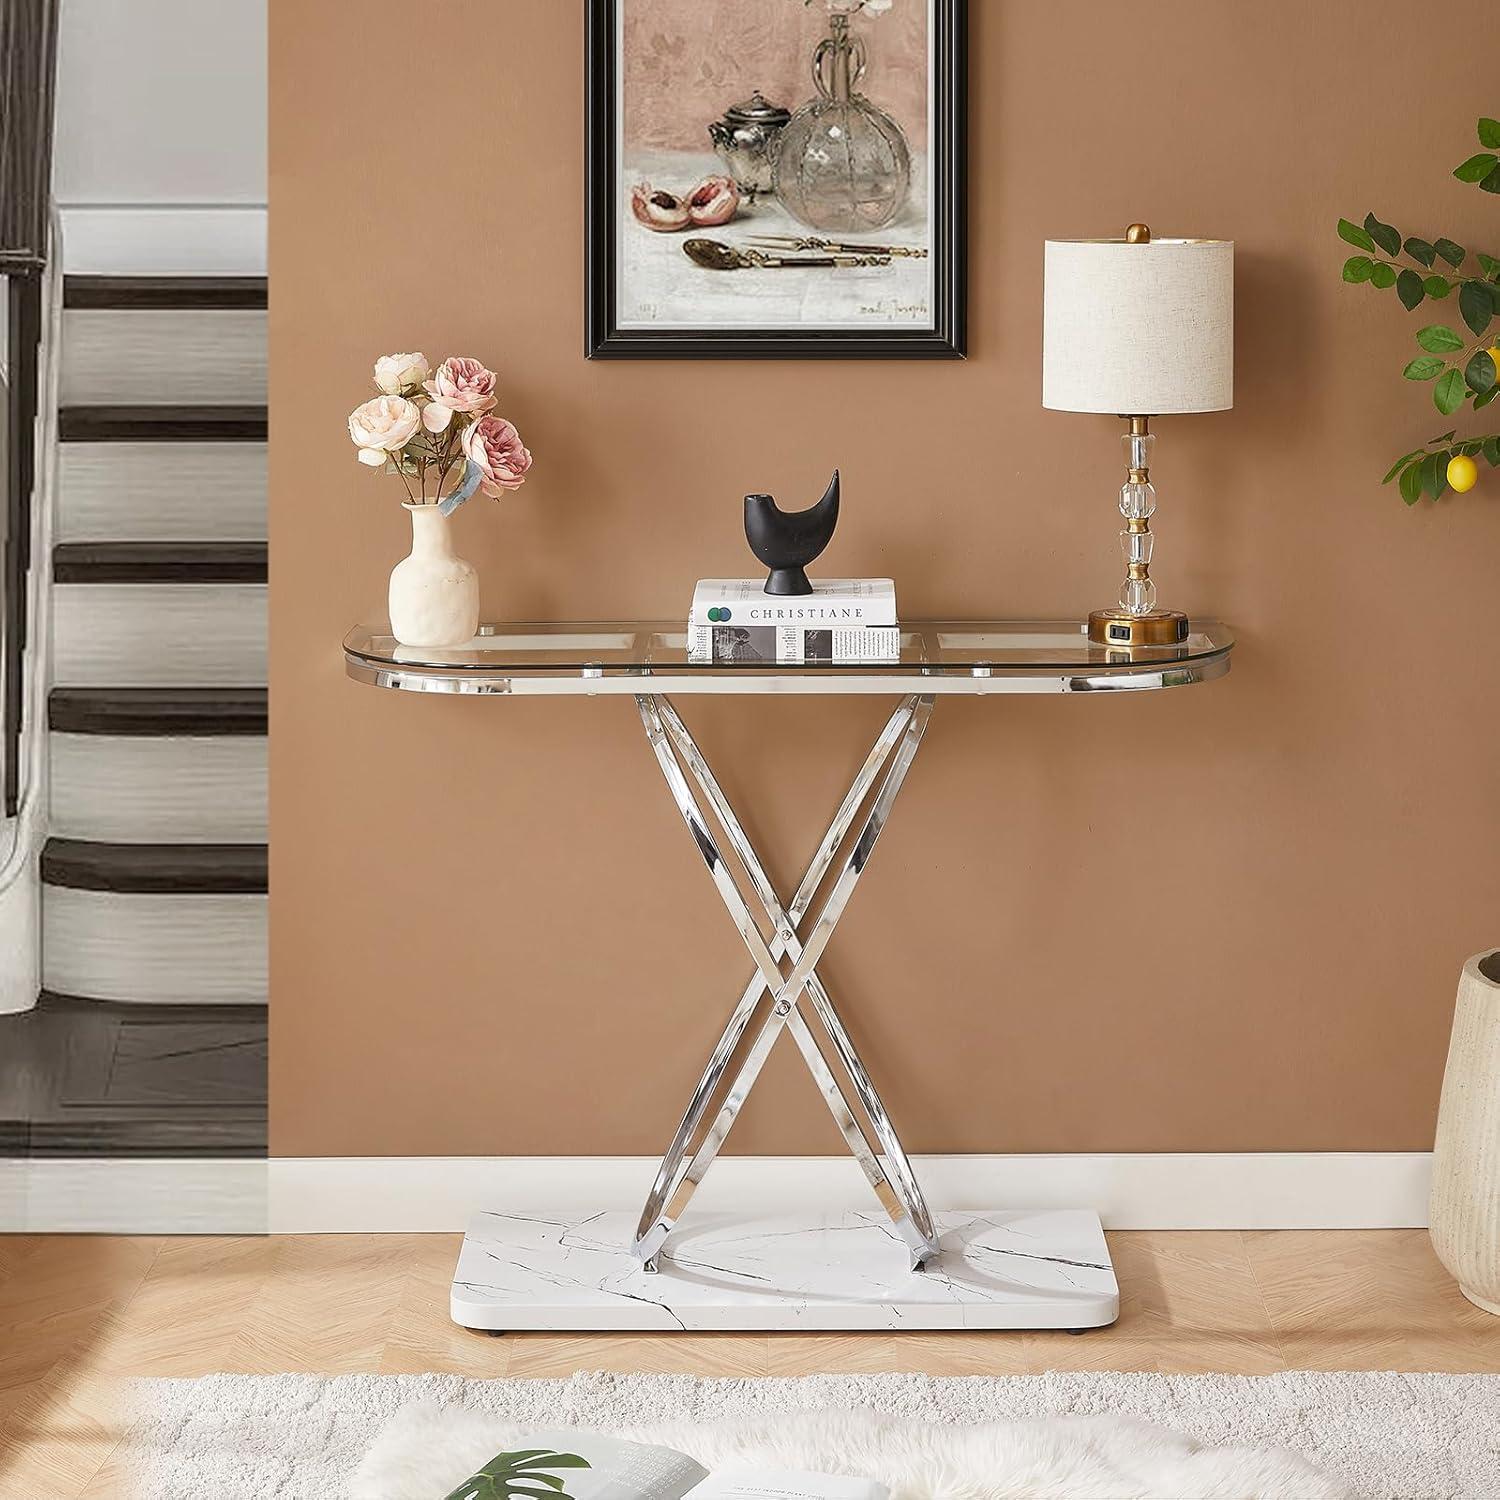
[{"left": 1042, "top": 226, "right": 1233, "bottom": 646}]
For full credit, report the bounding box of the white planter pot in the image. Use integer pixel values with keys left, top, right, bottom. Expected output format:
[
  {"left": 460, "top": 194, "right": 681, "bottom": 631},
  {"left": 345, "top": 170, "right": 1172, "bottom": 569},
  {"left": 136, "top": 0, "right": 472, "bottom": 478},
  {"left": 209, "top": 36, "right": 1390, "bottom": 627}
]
[
  {"left": 387, "top": 503, "right": 478, "bottom": 648},
  {"left": 1431, "top": 949, "right": 1500, "bottom": 1315}
]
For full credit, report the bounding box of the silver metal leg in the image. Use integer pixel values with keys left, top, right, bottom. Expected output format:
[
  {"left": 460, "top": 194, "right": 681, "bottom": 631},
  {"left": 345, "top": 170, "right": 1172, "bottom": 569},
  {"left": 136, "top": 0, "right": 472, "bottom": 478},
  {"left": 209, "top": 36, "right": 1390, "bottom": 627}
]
[{"left": 632, "top": 692, "right": 940, "bottom": 1273}]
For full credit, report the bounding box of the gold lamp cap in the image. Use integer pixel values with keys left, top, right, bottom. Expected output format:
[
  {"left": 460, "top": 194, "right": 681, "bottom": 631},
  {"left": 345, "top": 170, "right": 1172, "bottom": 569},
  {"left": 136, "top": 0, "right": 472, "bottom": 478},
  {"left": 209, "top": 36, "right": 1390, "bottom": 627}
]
[{"left": 1124, "top": 223, "right": 1152, "bottom": 244}]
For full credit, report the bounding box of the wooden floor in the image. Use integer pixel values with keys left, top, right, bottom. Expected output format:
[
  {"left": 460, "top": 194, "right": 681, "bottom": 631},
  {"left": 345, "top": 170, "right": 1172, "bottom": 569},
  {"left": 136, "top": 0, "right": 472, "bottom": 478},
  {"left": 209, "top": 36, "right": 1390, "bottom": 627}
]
[{"left": 2, "top": 1229, "right": 1498, "bottom": 1498}]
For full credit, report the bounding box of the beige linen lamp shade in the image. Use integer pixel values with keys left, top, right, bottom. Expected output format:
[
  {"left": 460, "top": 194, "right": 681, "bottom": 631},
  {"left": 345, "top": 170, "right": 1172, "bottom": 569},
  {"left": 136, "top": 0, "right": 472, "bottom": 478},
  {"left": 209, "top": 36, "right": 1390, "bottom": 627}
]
[{"left": 1042, "top": 237, "right": 1234, "bottom": 415}]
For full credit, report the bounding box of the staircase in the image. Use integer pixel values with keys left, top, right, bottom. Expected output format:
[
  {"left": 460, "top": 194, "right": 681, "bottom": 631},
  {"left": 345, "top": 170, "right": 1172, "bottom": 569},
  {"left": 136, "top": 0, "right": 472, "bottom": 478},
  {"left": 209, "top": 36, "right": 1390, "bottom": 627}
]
[{"left": 18, "top": 274, "right": 267, "bottom": 1154}]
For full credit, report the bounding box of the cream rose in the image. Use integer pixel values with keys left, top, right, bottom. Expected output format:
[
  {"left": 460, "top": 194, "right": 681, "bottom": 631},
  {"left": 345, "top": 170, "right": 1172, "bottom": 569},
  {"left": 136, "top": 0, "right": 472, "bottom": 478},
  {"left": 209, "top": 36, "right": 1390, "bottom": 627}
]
[
  {"left": 348, "top": 395, "right": 421, "bottom": 466},
  {"left": 461, "top": 414, "right": 533, "bottom": 496},
  {"left": 373, "top": 352, "right": 430, "bottom": 395}
]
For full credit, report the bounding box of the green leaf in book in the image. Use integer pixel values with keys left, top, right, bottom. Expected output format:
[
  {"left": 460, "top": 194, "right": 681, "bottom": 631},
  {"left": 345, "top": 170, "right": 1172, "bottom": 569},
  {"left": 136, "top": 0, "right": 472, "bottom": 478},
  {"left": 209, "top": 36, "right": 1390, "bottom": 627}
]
[
  {"left": 1434, "top": 238, "right": 1467, "bottom": 268},
  {"left": 443, "top": 1449, "right": 593, "bottom": 1500},
  {"left": 1396, "top": 269, "right": 1425, "bottom": 309},
  {"left": 1337, "top": 218, "right": 1378, "bottom": 253}
]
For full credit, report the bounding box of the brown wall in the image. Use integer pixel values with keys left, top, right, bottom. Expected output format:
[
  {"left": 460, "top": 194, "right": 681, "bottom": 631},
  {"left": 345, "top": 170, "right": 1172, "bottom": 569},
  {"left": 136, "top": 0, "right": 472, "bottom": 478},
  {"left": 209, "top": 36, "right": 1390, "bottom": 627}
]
[{"left": 269, "top": 0, "right": 1500, "bottom": 1158}]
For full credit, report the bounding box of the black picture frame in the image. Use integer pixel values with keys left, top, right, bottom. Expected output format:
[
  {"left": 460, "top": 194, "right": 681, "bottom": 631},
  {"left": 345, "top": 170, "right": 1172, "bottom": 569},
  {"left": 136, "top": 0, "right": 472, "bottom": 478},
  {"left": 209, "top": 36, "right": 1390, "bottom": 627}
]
[{"left": 586, "top": 0, "right": 966, "bottom": 360}]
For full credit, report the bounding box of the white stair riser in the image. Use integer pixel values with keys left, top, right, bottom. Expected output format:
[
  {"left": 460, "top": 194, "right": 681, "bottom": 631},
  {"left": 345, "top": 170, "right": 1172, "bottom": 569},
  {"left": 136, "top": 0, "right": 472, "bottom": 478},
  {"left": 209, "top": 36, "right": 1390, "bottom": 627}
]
[
  {"left": 53, "top": 583, "right": 265, "bottom": 686},
  {"left": 58, "top": 442, "right": 266, "bottom": 542},
  {"left": 42, "top": 888, "right": 266, "bottom": 1005},
  {"left": 50, "top": 735, "right": 266, "bottom": 843},
  {"left": 60, "top": 309, "right": 267, "bottom": 405}
]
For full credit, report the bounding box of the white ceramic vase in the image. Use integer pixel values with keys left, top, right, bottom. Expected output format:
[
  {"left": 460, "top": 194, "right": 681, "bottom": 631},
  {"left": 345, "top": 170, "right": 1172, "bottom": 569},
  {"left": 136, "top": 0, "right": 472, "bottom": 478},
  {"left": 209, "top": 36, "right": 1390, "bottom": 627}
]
[
  {"left": 387, "top": 502, "right": 478, "bottom": 648},
  {"left": 1430, "top": 949, "right": 1500, "bottom": 1314}
]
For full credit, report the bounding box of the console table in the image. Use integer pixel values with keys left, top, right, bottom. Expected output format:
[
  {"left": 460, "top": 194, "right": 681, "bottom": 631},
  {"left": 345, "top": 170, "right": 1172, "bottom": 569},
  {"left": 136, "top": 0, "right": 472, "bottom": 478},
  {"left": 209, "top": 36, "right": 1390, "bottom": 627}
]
[{"left": 344, "top": 619, "right": 1234, "bottom": 1332}]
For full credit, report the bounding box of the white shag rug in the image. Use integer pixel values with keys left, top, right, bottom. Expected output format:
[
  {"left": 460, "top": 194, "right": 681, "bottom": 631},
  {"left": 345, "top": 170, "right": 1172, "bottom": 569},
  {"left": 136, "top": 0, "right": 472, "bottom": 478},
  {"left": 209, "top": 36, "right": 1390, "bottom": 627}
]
[{"left": 125, "top": 1370, "right": 1500, "bottom": 1500}]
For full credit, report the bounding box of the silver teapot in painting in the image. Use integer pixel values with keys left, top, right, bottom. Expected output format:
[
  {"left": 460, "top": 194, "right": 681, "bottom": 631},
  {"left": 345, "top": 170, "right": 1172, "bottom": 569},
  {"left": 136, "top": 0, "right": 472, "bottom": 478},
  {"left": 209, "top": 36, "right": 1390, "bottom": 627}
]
[{"left": 707, "top": 90, "right": 791, "bottom": 201}]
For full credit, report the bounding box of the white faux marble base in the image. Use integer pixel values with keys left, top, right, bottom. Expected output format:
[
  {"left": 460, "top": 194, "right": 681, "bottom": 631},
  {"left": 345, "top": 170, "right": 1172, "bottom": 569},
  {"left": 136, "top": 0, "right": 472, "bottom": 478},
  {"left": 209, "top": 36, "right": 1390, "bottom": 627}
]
[{"left": 451, "top": 1208, "right": 1118, "bottom": 1332}]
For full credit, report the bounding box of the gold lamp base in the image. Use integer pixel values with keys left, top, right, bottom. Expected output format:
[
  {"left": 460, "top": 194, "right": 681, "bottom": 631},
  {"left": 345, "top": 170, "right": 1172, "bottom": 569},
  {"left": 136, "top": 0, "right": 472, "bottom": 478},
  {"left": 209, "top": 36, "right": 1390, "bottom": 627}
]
[{"left": 1087, "top": 608, "right": 1189, "bottom": 647}]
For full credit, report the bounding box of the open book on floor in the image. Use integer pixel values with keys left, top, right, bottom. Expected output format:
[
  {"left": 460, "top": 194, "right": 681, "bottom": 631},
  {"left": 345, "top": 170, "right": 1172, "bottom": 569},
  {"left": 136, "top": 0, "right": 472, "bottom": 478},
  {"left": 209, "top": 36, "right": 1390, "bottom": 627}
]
[{"left": 443, "top": 1431, "right": 887, "bottom": 1500}]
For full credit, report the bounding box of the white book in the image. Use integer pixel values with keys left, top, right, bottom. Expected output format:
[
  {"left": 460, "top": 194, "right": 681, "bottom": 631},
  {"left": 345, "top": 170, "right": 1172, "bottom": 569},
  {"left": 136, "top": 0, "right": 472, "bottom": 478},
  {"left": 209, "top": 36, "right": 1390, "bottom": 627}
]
[
  {"left": 691, "top": 578, "right": 897, "bottom": 628},
  {"left": 687, "top": 624, "right": 901, "bottom": 665},
  {"left": 442, "top": 1431, "right": 888, "bottom": 1500}
]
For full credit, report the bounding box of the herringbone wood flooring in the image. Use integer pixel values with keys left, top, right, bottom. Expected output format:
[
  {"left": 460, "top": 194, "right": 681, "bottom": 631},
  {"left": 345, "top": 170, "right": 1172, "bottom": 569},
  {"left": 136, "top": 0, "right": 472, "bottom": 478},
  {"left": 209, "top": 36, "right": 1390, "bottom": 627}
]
[{"left": 2, "top": 1231, "right": 1498, "bottom": 1498}]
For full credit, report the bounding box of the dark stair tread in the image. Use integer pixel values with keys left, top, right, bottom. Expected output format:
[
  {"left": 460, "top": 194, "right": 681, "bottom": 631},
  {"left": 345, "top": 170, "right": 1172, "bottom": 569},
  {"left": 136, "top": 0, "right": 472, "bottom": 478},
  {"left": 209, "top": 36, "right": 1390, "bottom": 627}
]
[
  {"left": 41, "top": 838, "right": 267, "bottom": 894},
  {"left": 53, "top": 541, "right": 266, "bottom": 585},
  {"left": 59, "top": 406, "right": 267, "bottom": 443},
  {"left": 64, "top": 276, "right": 267, "bottom": 311},
  {"left": 49, "top": 687, "right": 267, "bottom": 737}
]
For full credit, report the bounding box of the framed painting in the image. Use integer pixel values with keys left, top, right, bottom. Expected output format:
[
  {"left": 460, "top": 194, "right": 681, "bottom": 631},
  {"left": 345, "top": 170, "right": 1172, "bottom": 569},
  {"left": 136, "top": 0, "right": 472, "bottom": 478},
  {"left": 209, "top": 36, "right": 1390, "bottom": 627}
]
[{"left": 587, "top": 0, "right": 966, "bottom": 359}]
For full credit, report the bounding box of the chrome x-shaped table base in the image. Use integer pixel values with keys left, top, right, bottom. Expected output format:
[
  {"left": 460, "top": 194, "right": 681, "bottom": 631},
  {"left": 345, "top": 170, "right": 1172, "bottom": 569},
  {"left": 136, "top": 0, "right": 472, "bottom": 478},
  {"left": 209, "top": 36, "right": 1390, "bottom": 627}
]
[{"left": 632, "top": 693, "right": 941, "bottom": 1275}]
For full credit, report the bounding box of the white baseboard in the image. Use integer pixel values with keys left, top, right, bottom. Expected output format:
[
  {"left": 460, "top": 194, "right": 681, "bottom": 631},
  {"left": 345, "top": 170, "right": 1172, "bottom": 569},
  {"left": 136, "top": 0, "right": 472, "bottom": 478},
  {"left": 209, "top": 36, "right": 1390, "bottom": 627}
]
[
  {"left": 266, "top": 1154, "right": 1434, "bottom": 1234},
  {"left": 2, "top": 1154, "right": 1434, "bottom": 1236},
  {"left": 58, "top": 205, "right": 267, "bottom": 276}
]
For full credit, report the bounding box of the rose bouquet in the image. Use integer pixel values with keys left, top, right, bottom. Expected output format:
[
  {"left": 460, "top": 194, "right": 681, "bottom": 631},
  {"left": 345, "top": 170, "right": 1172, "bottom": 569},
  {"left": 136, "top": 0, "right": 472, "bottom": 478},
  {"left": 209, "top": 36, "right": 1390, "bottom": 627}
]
[
  {"left": 348, "top": 352, "right": 532, "bottom": 516},
  {"left": 350, "top": 352, "right": 534, "bottom": 648}
]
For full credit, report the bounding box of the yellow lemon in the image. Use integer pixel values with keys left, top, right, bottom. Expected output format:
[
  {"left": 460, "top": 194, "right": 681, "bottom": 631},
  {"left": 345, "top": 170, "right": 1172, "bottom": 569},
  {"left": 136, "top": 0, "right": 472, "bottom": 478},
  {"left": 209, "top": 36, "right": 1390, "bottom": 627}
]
[{"left": 1447, "top": 454, "right": 1479, "bottom": 493}]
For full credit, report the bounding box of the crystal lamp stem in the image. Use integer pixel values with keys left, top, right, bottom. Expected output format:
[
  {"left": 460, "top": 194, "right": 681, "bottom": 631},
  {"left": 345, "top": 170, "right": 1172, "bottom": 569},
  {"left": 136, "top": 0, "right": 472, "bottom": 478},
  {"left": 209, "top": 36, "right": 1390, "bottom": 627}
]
[{"left": 1086, "top": 415, "right": 1189, "bottom": 647}]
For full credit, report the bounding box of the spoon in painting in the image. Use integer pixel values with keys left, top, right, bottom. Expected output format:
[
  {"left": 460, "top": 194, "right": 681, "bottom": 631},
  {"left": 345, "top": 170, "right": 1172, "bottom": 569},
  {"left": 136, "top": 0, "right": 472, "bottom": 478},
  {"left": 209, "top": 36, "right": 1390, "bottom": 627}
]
[
  {"left": 683, "top": 238, "right": 892, "bottom": 270},
  {"left": 747, "top": 234, "right": 929, "bottom": 259}
]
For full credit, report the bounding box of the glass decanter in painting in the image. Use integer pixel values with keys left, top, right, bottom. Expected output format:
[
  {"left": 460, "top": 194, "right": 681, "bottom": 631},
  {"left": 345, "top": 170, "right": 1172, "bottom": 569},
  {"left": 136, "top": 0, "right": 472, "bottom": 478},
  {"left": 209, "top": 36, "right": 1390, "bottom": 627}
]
[{"left": 772, "top": 12, "right": 912, "bottom": 233}]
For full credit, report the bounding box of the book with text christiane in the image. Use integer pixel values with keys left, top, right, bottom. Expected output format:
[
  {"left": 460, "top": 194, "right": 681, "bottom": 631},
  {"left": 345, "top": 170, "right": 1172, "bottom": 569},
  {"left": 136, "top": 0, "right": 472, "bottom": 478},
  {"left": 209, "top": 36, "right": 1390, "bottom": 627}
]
[
  {"left": 690, "top": 578, "right": 897, "bottom": 628},
  {"left": 687, "top": 623, "right": 901, "bottom": 664},
  {"left": 442, "top": 1431, "right": 888, "bottom": 1500}
]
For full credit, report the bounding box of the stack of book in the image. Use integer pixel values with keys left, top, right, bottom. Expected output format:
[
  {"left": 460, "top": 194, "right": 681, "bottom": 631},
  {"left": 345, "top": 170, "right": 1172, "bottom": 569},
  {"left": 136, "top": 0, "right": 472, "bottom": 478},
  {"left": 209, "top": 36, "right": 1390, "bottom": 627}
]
[{"left": 687, "top": 578, "right": 900, "bottom": 664}]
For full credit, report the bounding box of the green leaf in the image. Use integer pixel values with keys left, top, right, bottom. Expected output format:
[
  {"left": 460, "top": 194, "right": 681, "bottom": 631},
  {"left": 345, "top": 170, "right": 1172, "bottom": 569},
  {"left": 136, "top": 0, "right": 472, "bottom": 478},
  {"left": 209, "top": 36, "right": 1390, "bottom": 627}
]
[
  {"left": 1337, "top": 218, "right": 1378, "bottom": 253},
  {"left": 1399, "top": 461, "right": 1424, "bottom": 504},
  {"left": 1434, "top": 367, "right": 1468, "bottom": 416},
  {"left": 1420, "top": 450, "right": 1449, "bottom": 499},
  {"left": 442, "top": 1450, "right": 593, "bottom": 1500},
  {"left": 1403, "top": 237, "right": 1437, "bottom": 268},
  {"left": 1397, "top": 269, "right": 1425, "bottom": 309},
  {"left": 1402, "top": 356, "right": 1446, "bottom": 380},
  {"left": 1482, "top": 165, "right": 1500, "bottom": 195},
  {"left": 1342, "top": 255, "right": 1376, "bottom": 283},
  {"left": 1464, "top": 349, "right": 1497, "bottom": 394},
  {"left": 1484, "top": 435, "right": 1500, "bottom": 466},
  {"left": 1476, "top": 384, "right": 1500, "bottom": 410},
  {"left": 1481, "top": 118, "right": 1500, "bottom": 149},
  {"left": 1459, "top": 279, "right": 1494, "bottom": 336},
  {"left": 1434, "top": 238, "right": 1467, "bottom": 268},
  {"left": 1364, "top": 213, "right": 1401, "bottom": 257},
  {"left": 1429, "top": 430, "right": 1457, "bottom": 444},
  {"left": 1423, "top": 275, "right": 1453, "bottom": 297},
  {"left": 1454, "top": 153, "right": 1498, "bottom": 183},
  {"left": 1479, "top": 253, "right": 1500, "bottom": 280},
  {"left": 1417, "top": 324, "right": 1465, "bottom": 352},
  {"left": 1370, "top": 263, "right": 1397, "bottom": 289},
  {"left": 1382, "top": 448, "right": 1428, "bottom": 482}
]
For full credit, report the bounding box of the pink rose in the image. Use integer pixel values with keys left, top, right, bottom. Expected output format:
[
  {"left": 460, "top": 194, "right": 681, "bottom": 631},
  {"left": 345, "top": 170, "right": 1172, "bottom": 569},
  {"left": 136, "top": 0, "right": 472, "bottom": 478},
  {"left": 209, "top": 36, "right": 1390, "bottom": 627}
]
[
  {"left": 423, "top": 357, "right": 498, "bottom": 431},
  {"left": 462, "top": 414, "right": 533, "bottom": 496},
  {"left": 348, "top": 395, "right": 421, "bottom": 466}
]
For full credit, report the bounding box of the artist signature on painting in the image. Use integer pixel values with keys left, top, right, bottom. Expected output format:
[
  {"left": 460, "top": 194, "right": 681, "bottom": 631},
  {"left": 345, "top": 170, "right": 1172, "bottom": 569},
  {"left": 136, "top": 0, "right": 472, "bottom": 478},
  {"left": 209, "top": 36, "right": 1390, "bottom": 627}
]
[{"left": 858, "top": 298, "right": 929, "bottom": 318}]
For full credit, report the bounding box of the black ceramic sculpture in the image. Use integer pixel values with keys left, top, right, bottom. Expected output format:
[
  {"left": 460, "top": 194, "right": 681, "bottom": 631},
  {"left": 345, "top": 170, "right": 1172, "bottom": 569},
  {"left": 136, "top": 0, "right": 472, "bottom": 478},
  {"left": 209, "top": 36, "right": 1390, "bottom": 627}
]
[{"left": 744, "top": 470, "right": 840, "bottom": 596}]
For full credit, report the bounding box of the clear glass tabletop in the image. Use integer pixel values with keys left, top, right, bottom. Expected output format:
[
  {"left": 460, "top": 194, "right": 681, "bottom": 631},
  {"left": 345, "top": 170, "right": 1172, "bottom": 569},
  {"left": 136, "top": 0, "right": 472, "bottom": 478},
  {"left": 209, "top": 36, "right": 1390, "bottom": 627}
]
[{"left": 344, "top": 620, "right": 1234, "bottom": 697}]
